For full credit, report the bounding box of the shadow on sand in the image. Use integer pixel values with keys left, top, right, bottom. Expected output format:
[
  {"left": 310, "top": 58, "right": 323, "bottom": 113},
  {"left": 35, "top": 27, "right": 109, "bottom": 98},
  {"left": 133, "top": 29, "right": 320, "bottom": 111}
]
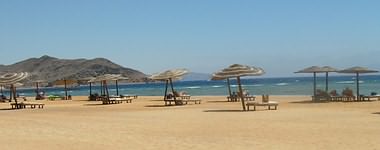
[
  {"left": 290, "top": 100, "right": 330, "bottom": 104},
  {"left": 203, "top": 109, "right": 245, "bottom": 112},
  {"left": 372, "top": 112, "right": 380, "bottom": 115},
  {"left": 145, "top": 104, "right": 184, "bottom": 108},
  {"left": 0, "top": 108, "right": 16, "bottom": 111},
  {"left": 83, "top": 103, "right": 106, "bottom": 106},
  {"left": 206, "top": 100, "right": 231, "bottom": 103}
]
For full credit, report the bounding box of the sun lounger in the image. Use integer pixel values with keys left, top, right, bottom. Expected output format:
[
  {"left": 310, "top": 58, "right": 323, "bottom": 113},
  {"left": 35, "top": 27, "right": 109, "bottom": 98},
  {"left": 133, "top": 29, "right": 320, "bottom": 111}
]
[
  {"left": 360, "top": 95, "right": 380, "bottom": 101},
  {"left": 11, "top": 102, "right": 45, "bottom": 109},
  {"left": 246, "top": 95, "right": 278, "bottom": 111},
  {"left": 103, "top": 96, "right": 133, "bottom": 104}
]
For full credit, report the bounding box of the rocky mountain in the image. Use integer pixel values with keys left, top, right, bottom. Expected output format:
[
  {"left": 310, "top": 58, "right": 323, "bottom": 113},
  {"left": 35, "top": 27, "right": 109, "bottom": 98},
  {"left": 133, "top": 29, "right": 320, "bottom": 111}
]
[{"left": 0, "top": 55, "right": 147, "bottom": 85}]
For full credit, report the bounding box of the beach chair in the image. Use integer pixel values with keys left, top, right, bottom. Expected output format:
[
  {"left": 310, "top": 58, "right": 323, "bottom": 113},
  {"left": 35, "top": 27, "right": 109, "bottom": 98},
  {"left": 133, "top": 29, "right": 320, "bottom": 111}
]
[
  {"left": 312, "top": 89, "right": 331, "bottom": 101},
  {"left": 246, "top": 95, "right": 278, "bottom": 111}
]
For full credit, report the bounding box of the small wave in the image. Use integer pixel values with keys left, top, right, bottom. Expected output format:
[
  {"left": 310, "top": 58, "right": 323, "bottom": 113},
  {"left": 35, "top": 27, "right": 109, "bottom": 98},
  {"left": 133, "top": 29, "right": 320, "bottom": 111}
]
[
  {"left": 252, "top": 84, "right": 264, "bottom": 87},
  {"left": 230, "top": 85, "right": 238, "bottom": 87},
  {"left": 186, "top": 86, "right": 201, "bottom": 89},
  {"left": 336, "top": 81, "right": 364, "bottom": 84},
  {"left": 212, "top": 85, "right": 223, "bottom": 88},
  {"left": 276, "top": 83, "right": 289, "bottom": 86}
]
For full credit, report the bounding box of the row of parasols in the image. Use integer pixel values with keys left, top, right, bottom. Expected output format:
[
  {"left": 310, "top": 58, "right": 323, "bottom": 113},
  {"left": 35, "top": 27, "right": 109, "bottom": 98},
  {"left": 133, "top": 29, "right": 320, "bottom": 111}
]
[{"left": 0, "top": 64, "right": 378, "bottom": 110}]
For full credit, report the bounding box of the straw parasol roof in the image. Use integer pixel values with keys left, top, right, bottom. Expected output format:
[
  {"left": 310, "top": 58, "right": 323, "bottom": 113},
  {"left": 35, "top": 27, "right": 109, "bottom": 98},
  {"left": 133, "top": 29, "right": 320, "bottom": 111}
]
[
  {"left": 150, "top": 69, "right": 189, "bottom": 80},
  {"left": 89, "top": 74, "right": 122, "bottom": 82},
  {"left": 295, "top": 66, "right": 324, "bottom": 73},
  {"left": 0, "top": 72, "right": 29, "bottom": 85},
  {"left": 338, "top": 66, "right": 378, "bottom": 99},
  {"left": 212, "top": 64, "right": 265, "bottom": 79},
  {"left": 149, "top": 69, "right": 189, "bottom": 103},
  {"left": 321, "top": 66, "right": 339, "bottom": 72},
  {"left": 338, "top": 66, "right": 378, "bottom": 74},
  {"left": 54, "top": 79, "right": 77, "bottom": 85},
  {"left": 212, "top": 64, "right": 265, "bottom": 111}
]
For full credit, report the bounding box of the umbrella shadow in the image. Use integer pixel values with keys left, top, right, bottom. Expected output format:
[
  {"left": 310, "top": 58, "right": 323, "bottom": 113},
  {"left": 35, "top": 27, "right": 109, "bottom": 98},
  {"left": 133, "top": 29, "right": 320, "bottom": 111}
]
[
  {"left": 83, "top": 103, "right": 106, "bottom": 106},
  {"left": 203, "top": 109, "right": 245, "bottom": 112},
  {"left": 290, "top": 100, "right": 330, "bottom": 104},
  {"left": 372, "top": 112, "right": 380, "bottom": 115},
  {"left": 0, "top": 108, "right": 16, "bottom": 111},
  {"left": 145, "top": 104, "right": 184, "bottom": 108},
  {"left": 207, "top": 100, "right": 231, "bottom": 103}
]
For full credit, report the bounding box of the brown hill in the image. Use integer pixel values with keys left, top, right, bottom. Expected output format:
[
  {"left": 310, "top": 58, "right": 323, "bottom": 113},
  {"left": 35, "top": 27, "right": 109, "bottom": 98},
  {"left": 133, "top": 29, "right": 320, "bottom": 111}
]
[{"left": 0, "top": 55, "right": 147, "bottom": 85}]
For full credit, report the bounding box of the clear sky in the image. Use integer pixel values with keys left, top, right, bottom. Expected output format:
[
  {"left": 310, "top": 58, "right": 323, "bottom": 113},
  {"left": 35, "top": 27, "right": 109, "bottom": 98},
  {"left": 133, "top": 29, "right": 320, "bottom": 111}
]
[{"left": 1, "top": 0, "right": 379, "bottom": 77}]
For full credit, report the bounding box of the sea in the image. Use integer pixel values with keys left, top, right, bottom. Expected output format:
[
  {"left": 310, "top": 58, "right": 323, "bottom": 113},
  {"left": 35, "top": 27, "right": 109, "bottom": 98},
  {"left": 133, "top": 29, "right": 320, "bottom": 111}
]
[{"left": 3, "top": 75, "right": 380, "bottom": 97}]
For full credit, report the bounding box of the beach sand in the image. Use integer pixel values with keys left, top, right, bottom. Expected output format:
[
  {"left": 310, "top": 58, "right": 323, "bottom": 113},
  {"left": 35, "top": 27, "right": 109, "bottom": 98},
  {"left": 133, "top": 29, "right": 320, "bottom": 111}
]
[{"left": 1, "top": 96, "right": 380, "bottom": 150}]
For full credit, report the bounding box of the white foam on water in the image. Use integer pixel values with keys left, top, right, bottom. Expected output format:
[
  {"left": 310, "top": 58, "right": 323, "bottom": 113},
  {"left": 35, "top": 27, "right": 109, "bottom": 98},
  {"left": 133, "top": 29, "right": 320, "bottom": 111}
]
[
  {"left": 336, "top": 81, "right": 364, "bottom": 84},
  {"left": 212, "top": 85, "right": 223, "bottom": 88},
  {"left": 276, "top": 83, "right": 289, "bottom": 86},
  {"left": 186, "top": 86, "right": 201, "bottom": 89}
]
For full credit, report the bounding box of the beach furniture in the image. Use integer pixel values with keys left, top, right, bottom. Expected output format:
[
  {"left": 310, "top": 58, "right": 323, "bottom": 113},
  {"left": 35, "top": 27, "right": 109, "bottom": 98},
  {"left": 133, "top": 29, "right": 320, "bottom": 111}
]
[
  {"left": 164, "top": 93, "right": 201, "bottom": 105},
  {"left": 11, "top": 102, "right": 44, "bottom": 109},
  {"left": 312, "top": 89, "right": 331, "bottom": 101},
  {"left": 48, "top": 95, "right": 65, "bottom": 100},
  {"left": 246, "top": 95, "right": 278, "bottom": 111},
  {"left": 101, "top": 95, "right": 133, "bottom": 104}
]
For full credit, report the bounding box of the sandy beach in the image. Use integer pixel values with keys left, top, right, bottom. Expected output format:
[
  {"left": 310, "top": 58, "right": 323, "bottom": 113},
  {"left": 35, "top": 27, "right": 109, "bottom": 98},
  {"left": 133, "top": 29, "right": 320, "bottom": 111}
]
[{"left": 1, "top": 96, "right": 380, "bottom": 150}]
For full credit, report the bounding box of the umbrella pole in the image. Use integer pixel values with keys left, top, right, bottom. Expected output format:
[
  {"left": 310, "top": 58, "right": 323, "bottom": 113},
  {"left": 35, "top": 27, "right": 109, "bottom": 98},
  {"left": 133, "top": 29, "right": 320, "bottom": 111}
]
[
  {"left": 325, "top": 72, "right": 329, "bottom": 92},
  {"left": 105, "top": 81, "right": 110, "bottom": 101},
  {"left": 237, "top": 76, "right": 246, "bottom": 111},
  {"left": 313, "top": 72, "right": 316, "bottom": 99},
  {"left": 11, "top": 84, "right": 17, "bottom": 105},
  {"left": 164, "top": 80, "right": 169, "bottom": 100},
  {"left": 89, "top": 82, "right": 92, "bottom": 96},
  {"left": 100, "top": 81, "right": 104, "bottom": 95},
  {"left": 227, "top": 78, "right": 232, "bottom": 100},
  {"left": 36, "top": 82, "right": 39, "bottom": 96},
  {"left": 169, "top": 78, "right": 176, "bottom": 100},
  {"left": 9, "top": 85, "right": 12, "bottom": 102},
  {"left": 356, "top": 72, "right": 360, "bottom": 100},
  {"left": 0, "top": 85, "right": 3, "bottom": 95},
  {"left": 116, "top": 80, "right": 119, "bottom": 96},
  {"left": 64, "top": 80, "right": 68, "bottom": 100}
]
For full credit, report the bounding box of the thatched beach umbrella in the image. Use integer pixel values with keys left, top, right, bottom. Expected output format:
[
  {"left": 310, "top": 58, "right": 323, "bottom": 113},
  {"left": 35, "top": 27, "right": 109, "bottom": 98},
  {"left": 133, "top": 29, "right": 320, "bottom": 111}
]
[
  {"left": 295, "top": 66, "right": 324, "bottom": 98},
  {"left": 33, "top": 80, "right": 46, "bottom": 96},
  {"left": 150, "top": 69, "right": 189, "bottom": 101},
  {"left": 54, "top": 79, "right": 77, "bottom": 100},
  {"left": 79, "top": 77, "right": 96, "bottom": 96},
  {"left": 0, "top": 72, "right": 29, "bottom": 104},
  {"left": 112, "top": 76, "right": 129, "bottom": 96},
  {"left": 338, "top": 67, "right": 379, "bottom": 99},
  {"left": 320, "top": 66, "right": 339, "bottom": 92},
  {"left": 90, "top": 74, "right": 122, "bottom": 101},
  {"left": 212, "top": 64, "right": 265, "bottom": 111},
  {"left": 211, "top": 75, "right": 233, "bottom": 100}
]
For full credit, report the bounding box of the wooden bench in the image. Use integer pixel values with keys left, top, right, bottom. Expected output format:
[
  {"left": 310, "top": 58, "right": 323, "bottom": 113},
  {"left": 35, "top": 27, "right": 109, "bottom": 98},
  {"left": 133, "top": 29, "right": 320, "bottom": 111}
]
[
  {"left": 103, "top": 97, "right": 133, "bottom": 104},
  {"left": 184, "top": 99, "right": 202, "bottom": 104},
  {"left": 246, "top": 102, "right": 278, "bottom": 111},
  {"left": 246, "top": 95, "right": 278, "bottom": 111},
  {"left": 360, "top": 96, "right": 380, "bottom": 101},
  {"left": 11, "top": 102, "right": 45, "bottom": 109}
]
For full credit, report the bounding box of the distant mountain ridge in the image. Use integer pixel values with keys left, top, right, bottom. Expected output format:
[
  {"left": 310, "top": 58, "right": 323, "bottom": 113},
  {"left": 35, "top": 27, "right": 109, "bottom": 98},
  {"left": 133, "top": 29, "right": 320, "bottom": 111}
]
[{"left": 0, "top": 55, "right": 147, "bottom": 85}]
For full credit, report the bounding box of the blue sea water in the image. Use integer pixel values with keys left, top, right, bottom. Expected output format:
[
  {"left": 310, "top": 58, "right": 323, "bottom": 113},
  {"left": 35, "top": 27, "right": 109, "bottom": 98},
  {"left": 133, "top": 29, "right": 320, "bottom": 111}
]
[{"left": 4, "top": 75, "right": 380, "bottom": 97}]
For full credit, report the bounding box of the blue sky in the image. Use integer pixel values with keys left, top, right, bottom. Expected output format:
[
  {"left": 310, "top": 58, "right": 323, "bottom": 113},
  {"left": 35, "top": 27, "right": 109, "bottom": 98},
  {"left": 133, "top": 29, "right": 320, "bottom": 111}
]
[{"left": 0, "top": 0, "right": 379, "bottom": 77}]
